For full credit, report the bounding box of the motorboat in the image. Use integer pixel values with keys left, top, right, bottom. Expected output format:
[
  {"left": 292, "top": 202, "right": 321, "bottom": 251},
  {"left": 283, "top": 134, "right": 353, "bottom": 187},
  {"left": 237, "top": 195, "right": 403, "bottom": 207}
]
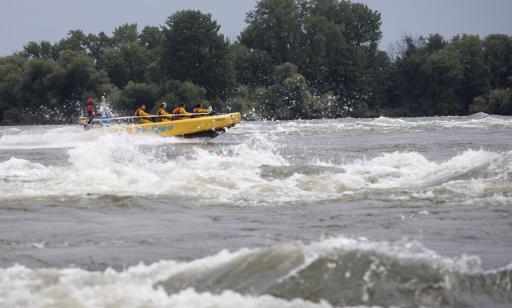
[{"left": 79, "top": 112, "right": 241, "bottom": 138}]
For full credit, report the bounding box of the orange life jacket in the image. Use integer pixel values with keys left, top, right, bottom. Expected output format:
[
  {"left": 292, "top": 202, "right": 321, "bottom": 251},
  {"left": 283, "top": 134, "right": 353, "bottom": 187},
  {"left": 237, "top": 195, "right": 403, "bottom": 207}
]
[{"left": 134, "top": 108, "right": 151, "bottom": 123}]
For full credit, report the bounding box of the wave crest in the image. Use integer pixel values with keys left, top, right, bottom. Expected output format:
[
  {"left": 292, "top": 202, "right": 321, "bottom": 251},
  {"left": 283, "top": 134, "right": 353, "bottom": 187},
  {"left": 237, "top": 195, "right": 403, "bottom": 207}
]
[
  {"left": 0, "top": 130, "right": 510, "bottom": 205},
  {"left": 2, "top": 236, "right": 510, "bottom": 307}
]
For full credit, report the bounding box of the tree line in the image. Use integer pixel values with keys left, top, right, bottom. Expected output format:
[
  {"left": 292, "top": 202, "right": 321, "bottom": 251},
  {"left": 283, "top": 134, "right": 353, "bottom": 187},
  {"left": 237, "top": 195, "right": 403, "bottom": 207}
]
[{"left": 0, "top": 0, "right": 511, "bottom": 125}]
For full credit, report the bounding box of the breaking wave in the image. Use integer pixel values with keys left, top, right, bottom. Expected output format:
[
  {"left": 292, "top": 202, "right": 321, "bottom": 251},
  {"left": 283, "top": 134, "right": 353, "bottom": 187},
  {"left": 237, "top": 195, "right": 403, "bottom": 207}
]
[
  {"left": 1, "top": 236, "right": 510, "bottom": 307},
  {"left": 0, "top": 129, "right": 510, "bottom": 205},
  {"left": 0, "top": 136, "right": 511, "bottom": 205},
  {"left": 235, "top": 113, "right": 512, "bottom": 135}
]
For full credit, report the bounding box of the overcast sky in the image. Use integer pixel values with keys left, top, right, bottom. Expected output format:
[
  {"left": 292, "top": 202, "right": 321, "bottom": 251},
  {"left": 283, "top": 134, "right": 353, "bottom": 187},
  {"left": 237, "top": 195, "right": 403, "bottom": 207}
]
[{"left": 1, "top": 0, "right": 511, "bottom": 56}]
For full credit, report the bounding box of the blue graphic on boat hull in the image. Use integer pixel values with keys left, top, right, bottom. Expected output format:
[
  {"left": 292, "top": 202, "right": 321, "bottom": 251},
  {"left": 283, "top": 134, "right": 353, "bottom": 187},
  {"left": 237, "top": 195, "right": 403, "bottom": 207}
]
[{"left": 136, "top": 125, "right": 173, "bottom": 134}]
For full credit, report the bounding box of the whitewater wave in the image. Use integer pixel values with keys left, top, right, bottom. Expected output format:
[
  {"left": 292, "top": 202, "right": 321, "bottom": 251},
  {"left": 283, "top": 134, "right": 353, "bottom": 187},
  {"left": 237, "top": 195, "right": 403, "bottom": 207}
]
[
  {"left": 0, "top": 128, "right": 510, "bottom": 205},
  {"left": 0, "top": 114, "right": 509, "bottom": 150},
  {"left": 1, "top": 236, "right": 510, "bottom": 307},
  {"left": 0, "top": 126, "right": 88, "bottom": 150},
  {"left": 0, "top": 126, "right": 197, "bottom": 150},
  {"left": 233, "top": 114, "right": 512, "bottom": 136},
  {"left": 1, "top": 116, "right": 511, "bottom": 204}
]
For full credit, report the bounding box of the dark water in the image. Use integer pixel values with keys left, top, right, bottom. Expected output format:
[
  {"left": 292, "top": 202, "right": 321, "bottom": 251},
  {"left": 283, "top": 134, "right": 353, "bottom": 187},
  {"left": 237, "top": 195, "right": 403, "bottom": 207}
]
[{"left": 0, "top": 114, "right": 511, "bottom": 307}]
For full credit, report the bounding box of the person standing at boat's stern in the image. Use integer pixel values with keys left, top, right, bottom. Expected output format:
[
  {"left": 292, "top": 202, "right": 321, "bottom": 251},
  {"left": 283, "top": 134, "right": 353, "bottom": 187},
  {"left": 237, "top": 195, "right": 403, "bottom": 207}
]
[{"left": 85, "top": 98, "right": 99, "bottom": 123}]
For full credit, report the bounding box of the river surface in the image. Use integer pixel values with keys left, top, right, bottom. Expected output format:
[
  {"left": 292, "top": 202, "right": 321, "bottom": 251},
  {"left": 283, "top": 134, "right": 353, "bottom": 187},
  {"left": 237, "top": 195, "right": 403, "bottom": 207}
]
[{"left": 0, "top": 114, "right": 511, "bottom": 307}]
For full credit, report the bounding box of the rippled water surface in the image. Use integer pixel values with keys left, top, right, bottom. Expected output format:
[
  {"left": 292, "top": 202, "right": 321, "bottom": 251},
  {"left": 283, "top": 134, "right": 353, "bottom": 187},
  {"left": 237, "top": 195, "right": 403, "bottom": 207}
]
[{"left": 1, "top": 114, "right": 511, "bottom": 307}]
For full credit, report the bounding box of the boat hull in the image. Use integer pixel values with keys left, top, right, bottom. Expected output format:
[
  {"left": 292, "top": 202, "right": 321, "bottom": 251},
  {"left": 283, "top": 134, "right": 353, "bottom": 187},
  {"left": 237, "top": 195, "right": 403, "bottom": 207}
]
[{"left": 100, "top": 113, "right": 241, "bottom": 137}]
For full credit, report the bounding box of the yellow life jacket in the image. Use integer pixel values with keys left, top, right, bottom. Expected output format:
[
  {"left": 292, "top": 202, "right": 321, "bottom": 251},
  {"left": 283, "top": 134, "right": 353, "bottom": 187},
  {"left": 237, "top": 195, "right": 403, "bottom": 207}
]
[{"left": 134, "top": 108, "right": 151, "bottom": 123}]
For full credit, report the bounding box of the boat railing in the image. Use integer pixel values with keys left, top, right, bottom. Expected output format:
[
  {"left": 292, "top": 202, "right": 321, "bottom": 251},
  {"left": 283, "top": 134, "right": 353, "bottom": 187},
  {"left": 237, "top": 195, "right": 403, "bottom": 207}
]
[
  {"left": 79, "top": 112, "right": 213, "bottom": 128},
  {"left": 80, "top": 112, "right": 211, "bottom": 124}
]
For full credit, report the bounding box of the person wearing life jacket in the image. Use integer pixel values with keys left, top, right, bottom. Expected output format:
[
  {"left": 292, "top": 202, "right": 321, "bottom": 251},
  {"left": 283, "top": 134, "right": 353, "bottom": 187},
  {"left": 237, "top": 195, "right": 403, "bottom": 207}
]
[
  {"left": 172, "top": 103, "right": 190, "bottom": 120},
  {"left": 85, "top": 98, "right": 99, "bottom": 123},
  {"left": 134, "top": 104, "right": 152, "bottom": 124},
  {"left": 157, "top": 102, "right": 173, "bottom": 122},
  {"left": 191, "top": 103, "right": 213, "bottom": 118},
  {"left": 192, "top": 103, "right": 212, "bottom": 114}
]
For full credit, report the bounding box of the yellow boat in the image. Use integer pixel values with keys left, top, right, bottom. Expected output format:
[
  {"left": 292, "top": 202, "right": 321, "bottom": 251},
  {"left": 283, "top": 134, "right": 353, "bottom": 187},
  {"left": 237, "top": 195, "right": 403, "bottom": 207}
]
[{"left": 80, "top": 112, "right": 241, "bottom": 138}]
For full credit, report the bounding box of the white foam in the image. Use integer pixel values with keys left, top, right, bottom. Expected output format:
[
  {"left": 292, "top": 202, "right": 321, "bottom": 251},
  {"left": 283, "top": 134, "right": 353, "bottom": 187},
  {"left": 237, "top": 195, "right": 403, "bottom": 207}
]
[
  {"left": 0, "top": 128, "right": 510, "bottom": 204},
  {"left": 0, "top": 126, "right": 89, "bottom": 149},
  {"left": 0, "top": 246, "right": 330, "bottom": 308},
  {"left": 0, "top": 126, "right": 187, "bottom": 150},
  {"left": 0, "top": 158, "right": 52, "bottom": 181},
  {"left": 233, "top": 115, "right": 512, "bottom": 136},
  {"left": 1, "top": 117, "right": 511, "bottom": 204},
  {"left": 2, "top": 235, "right": 506, "bottom": 307}
]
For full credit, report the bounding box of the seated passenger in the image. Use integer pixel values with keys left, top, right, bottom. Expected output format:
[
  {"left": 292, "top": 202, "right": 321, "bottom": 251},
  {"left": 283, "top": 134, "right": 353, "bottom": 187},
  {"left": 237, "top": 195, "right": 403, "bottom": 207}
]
[
  {"left": 157, "top": 102, "right": 173, "bottom": 122},
  {"left": 134, "top": 104, "right": 152, "bottom": 123},
  {"left": 172, "top": 103, "right": 190, "bottom": 120},
  {"left": 192, "top": 103, "right": 212, "bottom": 115}
]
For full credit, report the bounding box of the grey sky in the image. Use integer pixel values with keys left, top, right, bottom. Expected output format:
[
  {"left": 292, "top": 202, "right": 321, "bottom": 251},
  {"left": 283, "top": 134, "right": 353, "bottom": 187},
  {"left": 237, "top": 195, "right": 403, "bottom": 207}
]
[{"left": 1, "top": 0, "right": 511, "bottom": 56}]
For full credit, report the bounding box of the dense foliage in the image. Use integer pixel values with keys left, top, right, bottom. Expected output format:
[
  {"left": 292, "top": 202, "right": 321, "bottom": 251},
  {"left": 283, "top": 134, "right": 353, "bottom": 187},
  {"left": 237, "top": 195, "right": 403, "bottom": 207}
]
[{"left": 1, "top": 0, "right": 511, "bottom": 124}]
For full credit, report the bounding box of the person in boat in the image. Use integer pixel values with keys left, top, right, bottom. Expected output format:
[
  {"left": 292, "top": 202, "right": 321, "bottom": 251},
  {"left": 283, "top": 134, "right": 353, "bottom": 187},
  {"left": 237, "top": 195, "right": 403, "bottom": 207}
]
[
  {"left": 157, "top": 102, "right": 173, "bottom": 122},
  {"left": 191, "top": 103, "right": 214, "bottom": 118},
  {"left": 98, "top": 96, "right": 113, "bottom": 125},
  {"left": 85, "top": 98, "right": 99, "bottom": 123},
  {"left": 172, "top": 103, "right": 190, "bottom": 120},
  {"left": 192, "top": 103, "right": 212, "bottom": 114},
  {"left": 134, "top": 104, "right": 152, "bottom": 124}
]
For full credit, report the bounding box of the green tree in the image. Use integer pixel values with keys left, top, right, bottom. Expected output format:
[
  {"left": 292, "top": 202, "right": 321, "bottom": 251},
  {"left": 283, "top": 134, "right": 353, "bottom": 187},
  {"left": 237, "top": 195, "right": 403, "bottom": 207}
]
[
  {"left": 86, "top": 32, "right": 112, "bottom": 62},
  {"left": 387, "top": 35, "right": 467, "bottom": 116},
  {"left": 301, "top": 13, "right": 346, "bottom": 93},
  {"left": 257, "top": 63, "right": 315, "bottom": 119},
  {"left": 118, "top": 82, "right": 159, "bottom": 112},
  {"left": 161, "top": 10, "right": 234, "bottom": 100},
  {"left": 16, "top": 59, "right": 60, "bottom": 110},
  {"left": 0, "top": 56, "right": 27, "bottom": 123},
  {"left": 483, "top": 34, "right": 512, "bottom": 89},
  {"left": 241, "top": 0, "right": 383, "bottom": 116},
  {"left": 53, "top": 30, "right": 89, "bottom": 54},
  {"left": 421, "top": 49, "right": 464, "bottom": 115},
  {"left": 159, "top": 79, "right": 208, "bottom": 108},
  {"left": 424, "top": 33, "right": 448, "bottom": 53},
  {"left": 23, "top": 42, "right": 42, "bottom": 59},
  {"left": 98, "top": 49, "right": 128, "bottom": 88},
  {"left": 112, "top": 23, "right": 139, "bottom": 46},
  {"left": 51, "top": 50, "right": 111, "bottom": 106},
  {"left": 449, "top": 35, "right": 490, "bottom": 111},
  {"left": 224, "top": 85, "right": 257, "bottom": 118},
  {"left": 240, "top": 0, "right": 304, "bottom": 64},
  {"left": 230, "top": 44, "right": 274, "bottom": 87},
  {"left": 139, "top": 26, "right": 163, "bottom": 50},
  {"left": 470, "top": 89, "right": 512, "bottom": 115},
  {"left": 365, "top": 50, "right": 393, "bottom": 113},
  {"left": 0, "top": 56, "right": 25, "bottom": 104},
  {"left": 23, "top": 41, "right": 57, "bottom": 60},
  {"left": 308, "top": 0, "right": 382, "bottom": 49},
  {"left": 98, "top": 43, "right": 148, "bottom": 88}
]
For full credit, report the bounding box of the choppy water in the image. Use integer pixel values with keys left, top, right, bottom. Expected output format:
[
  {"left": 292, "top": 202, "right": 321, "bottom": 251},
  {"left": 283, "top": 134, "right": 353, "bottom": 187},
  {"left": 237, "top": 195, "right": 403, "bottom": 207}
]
[{"left": 0, "top": 114, "right": 511, "bottom": 307}]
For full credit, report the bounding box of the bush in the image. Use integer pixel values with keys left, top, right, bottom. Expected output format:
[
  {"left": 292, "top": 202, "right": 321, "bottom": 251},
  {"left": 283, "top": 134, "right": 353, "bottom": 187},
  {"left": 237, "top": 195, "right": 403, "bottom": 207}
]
[{"left": 469, "top": 89, "right": 512, "bottom": 115}]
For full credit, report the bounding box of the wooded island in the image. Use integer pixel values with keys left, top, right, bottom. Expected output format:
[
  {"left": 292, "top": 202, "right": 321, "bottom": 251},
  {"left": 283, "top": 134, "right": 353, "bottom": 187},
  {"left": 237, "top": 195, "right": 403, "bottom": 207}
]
[{"left": 1, "top": 0, "right": 511, "bottom": 124}]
